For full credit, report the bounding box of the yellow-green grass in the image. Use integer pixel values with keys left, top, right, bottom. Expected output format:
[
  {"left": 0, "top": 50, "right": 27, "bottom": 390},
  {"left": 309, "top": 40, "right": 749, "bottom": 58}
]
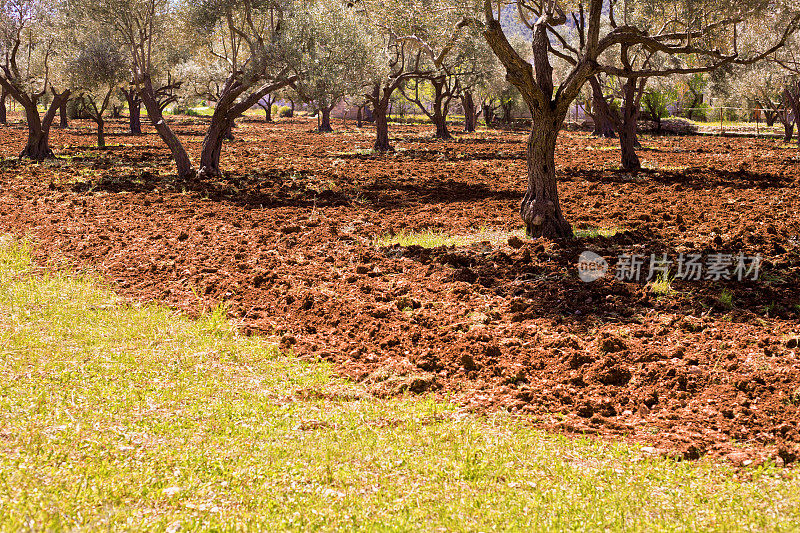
[
  {"left": 574, "top": 226, "right": 623, "bottom": 239},
  {"left": 719, "top": 288, "right": 735, "bottom": 309},
  {"left": 375, "top": 229, "right": 475, "bottom": 248},
  {"left": 649, "top": 274, "right": 676, "bottom": 297},
  {"left": 1, "top": 235, "right": 800, "bottom": 530},
  {"left": 374, "top": 228, "right": 529, "bottom": 249}
]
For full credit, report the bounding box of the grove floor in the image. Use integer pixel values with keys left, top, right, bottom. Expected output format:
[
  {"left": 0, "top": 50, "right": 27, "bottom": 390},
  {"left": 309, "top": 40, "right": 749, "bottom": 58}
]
[{"left": 1, "top": 115, "right": 799, "bottom": 465}]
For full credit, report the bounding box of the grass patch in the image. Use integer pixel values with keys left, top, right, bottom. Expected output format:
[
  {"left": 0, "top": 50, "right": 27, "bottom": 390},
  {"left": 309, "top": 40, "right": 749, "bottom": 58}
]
[
  {"left": 328, "top": 148, "right": 379, "bottom": 157},
  {"left": 375, "top": 229, "right": 468, "bottom": 248},
  {"left": 584, "top": 145, "right": 619, "bottom": 151},
  {"left": 375, "top": 228, "right": 529, "bottom": 249},
  {"left": 659, "top": 164, "right": 690, "bottom": 172},
  {"left": 649, "top": 274, "right": 676, "bottom": 297},
  {"left": 186, "top": 106, "right": 215, "bottom": 117},
  {"left": 719, "top": 289, "right": 735, "bottom": 309},
  {"left": 574, "top": 226, "right": 623, "bottom": 239},
  {"left": 2, "top": 236, "right": 800, "bottom": 530}
]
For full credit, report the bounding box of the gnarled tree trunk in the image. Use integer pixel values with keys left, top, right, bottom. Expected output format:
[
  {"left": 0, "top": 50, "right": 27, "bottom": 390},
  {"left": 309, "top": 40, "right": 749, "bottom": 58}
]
[
  {"left": 431, "top": 80, "right": 452, "bottom": 139},
  {"left": 619, "top": 78, "right": 643, "bottom": 172},
  {"left": 589, "top": 76, "right": 616, "bottom": 138},
  {"left": 462, "top": 91, "right": 476, "bottom": 132},
  {"left": 619, "top": 113, "right": 640, "bottom": 171},
  {"left": 224, "top": 120, "right": 235, "bottom": 141},
  {"left": 0, "top": 90, "right": 7, "bottom": 125},
  {"left": 481, "top": 102, "right": 495, "bottom": 128},
  {"left": 432, "top": 105, "right": 450, "bottom": 139},
  {"left": 197, "top": 75, "right": 296, "bottom": 179},
  {"left": 19, "top": 90, "right": 70, "bottom": 161},
  {"left": 130, "top": 101, "right": 142, "bottom": 135},
  {"left": 367, "top": 83, "right": 395, "bottom": 151},
  {"left": 264, "top": 100, "right": 273, "bottom": 122},
  {"left": 373, "top": 102, "right": 391, "bottom": 151},
  {"left": 522, "top": 110, "right": 573, "bottom": 239},
  {"left": 319, "top": 106, "right": 333, "bottom": 132},
  {"left": 139, "top": 76, "right": 194, "bottom": 179},
  {"left": 122, "top": 88, "right": 142, "bottom": 135},
  {"left": 199, "top": 114, "right": 231, "bottom": 179},
  {"left": 95, "top": 118, "right": 106, "bottom": 149},
  {"left": 783, "top": 119, "right": 795, "bottom": 142},
  {"left": 356, "top": 106, "right": 363, "bottom": 128},
  {"left": 21, "top": 110, "right": 53, "bottom": 160},
  {"left": 59, "top": 99, "right": 68, "bottom": 128}
]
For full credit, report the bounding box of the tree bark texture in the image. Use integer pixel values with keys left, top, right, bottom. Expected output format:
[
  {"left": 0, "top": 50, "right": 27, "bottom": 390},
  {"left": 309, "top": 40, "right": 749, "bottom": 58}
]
[
  {"left": 139, "top": 76, "right": 194, "bottom": 179},
  {"left": 59, "top": 99, "right": 68, "bottom": 128},
  {"left": 373, "top": 102, "right": 391, "bottom": 151},
  {"left": 522, "top": 110, "right": 573, "bottom": 239},
  {"left": 19, "top": 90, "right": 70, "bottom": 160},
  {"left": 96, "top": 118, "right": 105, "bottom": 149},
  {"left": 619, "top": 78, "right": 643, "bottom": 171},
  {"left": 462, "top": 91, "right": 476, "bottom": 132},
  {"left": 123, "top": 89, "right": 143, "bottom": 135},
  {"left": 319, "top": 106, "right": 333, "bottom": 132},
  {"left": 0, "top": 90, "right": 6, "bottom": 124},
  {"left": 481, "top": 102, "right": 495, "bottom": 127},
  {"left": 589, "top": 76, "right": 616, "bottom": 138}
]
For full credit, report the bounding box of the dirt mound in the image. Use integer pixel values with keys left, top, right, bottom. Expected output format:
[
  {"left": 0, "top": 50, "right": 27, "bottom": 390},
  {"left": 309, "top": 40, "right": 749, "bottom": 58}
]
[{"left": 1, "top": 117, "right": 799, "bottom": 465}]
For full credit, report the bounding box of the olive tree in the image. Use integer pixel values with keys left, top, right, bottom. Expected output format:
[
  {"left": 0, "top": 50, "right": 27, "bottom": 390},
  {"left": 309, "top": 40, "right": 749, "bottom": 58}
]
[
  {"left": 771, "top": 32, "right": 800, "bottom": 145},
  {"left": 674, "top": 73, "right": 709, "bottom": 120},
  {"left": 184, "top": 0, "right": 300, "bottom": 177},
  {"left": 356, "top": 0, "right": 470, "bottom": 150},
  {"left": 83, "top": 0, "right": 298, "bottom": 178},
  {"left": 475, "top": 51, "right": 516, "bottom": 127},
  {"left": 76, "top": 0, "right": 196, "bottom": 176},
  {"left": 357, "top": 1, "right": 426, "bottom": 150},
  {"left": 0, "top": 0, "right": 71, "bottom": 160},
  {"left": 70, "top": 39, "right": 128, "bottom": 148},
  {"left": 478, "top": 0, "right": 800, "bottom": 238},
  {"left": 719, "top": 22, "right": 800, "bottom": 141},
  {"left": 452, "top": 29, "right": 498, "bottom": 132},
  {"left": 400, "top": 76, "right": 460, "bottom": 138},
  {"left": 587, "top": 75, "right": 617, "bottom": 137},
  {"left": 394, "top": 9, "right": 473, "bottom": 140},
  {"left": 291, "top": 0, "right": 371, "bottom": 133},
  {"left": 396, "top": 24, "right": 490, "bottom": 138},
  {"left": 588, "top": 46, "right": 660, "bottom": 171}
]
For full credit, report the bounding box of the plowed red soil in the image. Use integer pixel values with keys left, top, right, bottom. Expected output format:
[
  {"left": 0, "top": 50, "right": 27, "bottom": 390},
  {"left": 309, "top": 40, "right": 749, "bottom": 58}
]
[{"left": 2, "top": 115, "right": 799, "bottom": 466}]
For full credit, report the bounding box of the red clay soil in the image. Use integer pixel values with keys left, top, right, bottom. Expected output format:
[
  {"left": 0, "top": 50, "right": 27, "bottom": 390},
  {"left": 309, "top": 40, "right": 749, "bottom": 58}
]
[{"left": 1, "top": 115, "right": 799, "bottom": 466}]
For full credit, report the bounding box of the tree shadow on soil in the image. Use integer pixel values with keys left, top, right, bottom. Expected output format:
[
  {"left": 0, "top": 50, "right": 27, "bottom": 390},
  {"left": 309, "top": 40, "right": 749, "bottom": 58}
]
[
  {"left": 395, "top": 134, "right": 526, "bottom": 146},
  {"left": 361, "top": 177, "right": 522, "bottom": 207},
  {"left": 571, "top": 167, "right": 790, "bottom": 190},
  {"left": 381, "top": 230, "right": 799, "bottom": 325},
  {"left": 64, "top": 169, "right": 522, "bottom": 211}
]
